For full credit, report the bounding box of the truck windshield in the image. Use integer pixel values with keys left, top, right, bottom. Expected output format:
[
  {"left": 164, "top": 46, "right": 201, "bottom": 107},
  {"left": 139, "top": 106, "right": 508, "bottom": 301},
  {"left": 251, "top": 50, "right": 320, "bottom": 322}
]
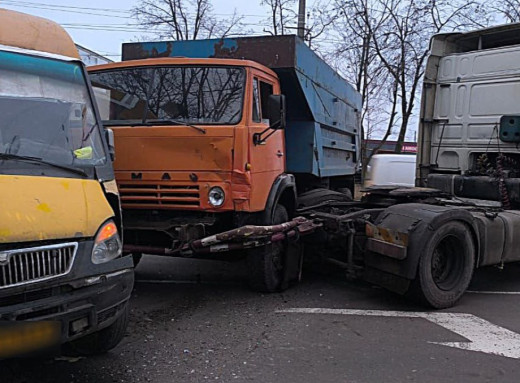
[
  {"left": 0, "top": 50, "right": 106, "bottom": 174},
  {"left": 90, "top": 66, "right": 245, "bottom": 126}
]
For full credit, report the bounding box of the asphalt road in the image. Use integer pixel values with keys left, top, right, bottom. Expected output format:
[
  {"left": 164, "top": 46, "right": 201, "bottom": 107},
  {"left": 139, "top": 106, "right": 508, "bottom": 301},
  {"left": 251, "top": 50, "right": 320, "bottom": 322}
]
[{"left": 2, "top": 255, "right": 520, "bottom": 383}]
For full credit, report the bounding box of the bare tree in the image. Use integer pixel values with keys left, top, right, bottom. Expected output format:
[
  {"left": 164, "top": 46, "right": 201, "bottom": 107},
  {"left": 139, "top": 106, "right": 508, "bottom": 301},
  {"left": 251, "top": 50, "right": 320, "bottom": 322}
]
[
  {"left": 133, "top": 0, "right": 244, "bottom": 40},
  {"left": 490, "top": 0, "right": 520, "bottom": 22},
  {"left": 260, "top": 0, "right": 297, "bottom": 35},
  {"left": 305, "top": 0, "right": 337, "bottom": 47},
  {"left": 326, "top": 0, "right": 491, "bottom": 178},
  {"left": 366, "top": 0, "right": 488, "bottom": 153},
  {"left": 328, "top": 0, "right": 393, "bottom": 171}
]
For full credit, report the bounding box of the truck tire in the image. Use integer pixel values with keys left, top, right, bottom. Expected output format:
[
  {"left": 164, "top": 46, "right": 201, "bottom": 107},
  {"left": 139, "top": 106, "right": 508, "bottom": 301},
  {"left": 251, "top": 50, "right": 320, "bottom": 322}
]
[
  {"left": 298, "top": 188, "right": 352, "bottom": 208},
  {"left": 65, "top": 302, "right": 129, "bottom": 356},
  {"left": 336, "top": 187, "right": 353, "bottom": 200},
  {"left": 410, "top": 221, "right": 475, "bottom": 309},
  {"left": 247, "top": 204, "right": 288, "bottom": 293}
]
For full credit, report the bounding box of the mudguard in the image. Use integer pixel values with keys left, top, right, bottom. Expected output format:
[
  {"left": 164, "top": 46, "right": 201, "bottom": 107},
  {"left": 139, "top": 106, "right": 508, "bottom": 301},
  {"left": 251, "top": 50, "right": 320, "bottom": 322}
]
[
  {"left": 260, "top": 173, "right": 297, "bottom": 224},
  {"left": 365, "top": 203, "right": 480, "bottom": 284}
]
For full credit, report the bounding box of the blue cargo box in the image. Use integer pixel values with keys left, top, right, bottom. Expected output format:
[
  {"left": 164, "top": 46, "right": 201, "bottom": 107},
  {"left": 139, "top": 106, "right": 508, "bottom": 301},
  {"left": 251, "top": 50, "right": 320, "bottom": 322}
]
[{"left": 122, "top": 35, "right": 361, "bottom": 179}]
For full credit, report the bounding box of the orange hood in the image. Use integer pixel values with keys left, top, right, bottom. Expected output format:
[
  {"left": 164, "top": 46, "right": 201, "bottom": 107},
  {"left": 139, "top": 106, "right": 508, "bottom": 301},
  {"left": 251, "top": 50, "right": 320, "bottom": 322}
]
[{"left": 113, "top": 126, "right": 234, "bottom": 173}]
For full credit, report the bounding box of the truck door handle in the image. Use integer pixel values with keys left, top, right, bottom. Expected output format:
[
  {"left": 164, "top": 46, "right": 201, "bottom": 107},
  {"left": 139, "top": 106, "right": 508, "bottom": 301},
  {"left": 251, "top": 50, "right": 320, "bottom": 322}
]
[{"left": 276, "top": 151, "right": 284, "bottom": 157}]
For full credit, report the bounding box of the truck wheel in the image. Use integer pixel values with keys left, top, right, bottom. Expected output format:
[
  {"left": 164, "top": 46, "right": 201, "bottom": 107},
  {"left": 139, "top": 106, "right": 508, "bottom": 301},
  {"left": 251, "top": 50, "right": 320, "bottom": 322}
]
[
  {"left": 336, "top": 187, "right": 353, "bottom": 200},
  {"left": 298, "top": 188, "right": 352, "bottom": 208},
  {"left": 65, "top": 302, "right": 129, "bottom": 356},
  {"left": 411, "top": 221, "right": 475, "bottom": 309},
  {"left": 247, "top": 204, "right": 288, "bottom": 293}
]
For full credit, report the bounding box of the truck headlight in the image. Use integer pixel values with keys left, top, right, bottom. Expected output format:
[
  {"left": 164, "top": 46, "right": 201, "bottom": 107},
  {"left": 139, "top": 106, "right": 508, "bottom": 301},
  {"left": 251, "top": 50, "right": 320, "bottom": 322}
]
[
  {"left": 208, "top": 186, "right": 225, "bottom": 207},
  {"left": 92, "top": 220, "right": 122, "bottom": 264}
]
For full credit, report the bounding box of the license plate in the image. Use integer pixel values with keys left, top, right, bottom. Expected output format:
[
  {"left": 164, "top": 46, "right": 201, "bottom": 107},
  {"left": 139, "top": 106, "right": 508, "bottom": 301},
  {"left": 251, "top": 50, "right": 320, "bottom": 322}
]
[{"left": 0, "top": 321, "right": 60, "bottom": 359}]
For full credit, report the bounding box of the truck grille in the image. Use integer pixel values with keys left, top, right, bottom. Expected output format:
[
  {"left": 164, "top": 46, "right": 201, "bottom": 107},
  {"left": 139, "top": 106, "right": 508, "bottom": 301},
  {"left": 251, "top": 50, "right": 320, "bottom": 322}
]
[
  {"left": 119, "top": 183, "right": 200, "bottom": 208},
  {"left": 0, "top": 243, "right": 77, "bottom": 289}
]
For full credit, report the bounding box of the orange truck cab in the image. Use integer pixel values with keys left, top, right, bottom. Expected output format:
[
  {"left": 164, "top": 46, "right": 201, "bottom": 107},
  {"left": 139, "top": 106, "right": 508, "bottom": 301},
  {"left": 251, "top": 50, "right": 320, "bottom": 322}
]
[{"left": 88, "top": 36, "right": 361, "bottom": 292}]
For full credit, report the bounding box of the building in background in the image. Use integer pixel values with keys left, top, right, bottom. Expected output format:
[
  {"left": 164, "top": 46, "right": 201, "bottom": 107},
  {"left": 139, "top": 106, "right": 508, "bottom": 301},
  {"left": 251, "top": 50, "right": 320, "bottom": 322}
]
[
  {"left": 364, "top": 139, "right": 417, "bottom": 156},
  {"left": 76, "top": 44, "right": 113, "bottom": 66}
]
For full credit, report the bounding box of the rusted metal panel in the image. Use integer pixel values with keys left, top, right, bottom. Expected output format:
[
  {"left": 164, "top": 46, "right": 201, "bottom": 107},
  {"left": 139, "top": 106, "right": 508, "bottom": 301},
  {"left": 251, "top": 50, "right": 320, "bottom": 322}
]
[
  {"left": 122, "top": 36, "right": 297, "bottom": 68},
  {"left": 366, "top": 238, "right": 407, "bottom": 260},
  {"left": 365, "top": 223, "right": 409, "bottom": 247}
]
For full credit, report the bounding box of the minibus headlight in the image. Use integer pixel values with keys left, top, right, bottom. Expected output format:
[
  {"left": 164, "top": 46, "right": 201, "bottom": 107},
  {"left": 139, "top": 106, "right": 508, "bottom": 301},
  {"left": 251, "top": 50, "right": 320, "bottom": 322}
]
[{"left": 92, "top": 220, "right": 122, "bottom": 264}]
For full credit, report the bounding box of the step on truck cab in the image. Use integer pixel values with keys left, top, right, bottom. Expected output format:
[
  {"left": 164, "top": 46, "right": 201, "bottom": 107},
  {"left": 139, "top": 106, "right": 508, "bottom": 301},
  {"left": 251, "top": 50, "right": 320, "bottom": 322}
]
[
  {"left": 88, "top": 35, "right": 361, "bottom": 292},
  {"left": 0, "top": 9, "right": 133, "bottom": 358}
]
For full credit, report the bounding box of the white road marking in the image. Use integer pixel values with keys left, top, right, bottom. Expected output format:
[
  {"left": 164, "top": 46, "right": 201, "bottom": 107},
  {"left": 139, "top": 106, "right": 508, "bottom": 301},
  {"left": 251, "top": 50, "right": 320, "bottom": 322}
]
[
  {"left": 467, "top": 290, "right": 520, "bottom": 295},
  {"left": 276, "top": 308, "right": 520, "bottom": 359},
  {"left": 137, "top": 279, "right": 200, "bottom": 284},
  {"left": 136, "top": 279, "right": 240, "bottom": 285}
]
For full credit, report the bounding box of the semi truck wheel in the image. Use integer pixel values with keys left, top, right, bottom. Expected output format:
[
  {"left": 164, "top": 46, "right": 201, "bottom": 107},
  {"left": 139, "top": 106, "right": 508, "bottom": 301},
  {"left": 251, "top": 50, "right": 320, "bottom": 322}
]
[
  {"left": 247, "top": 204, "right": 288, "bottom": 293},
  {"left": 410, "top": 221, "right": 475, "bottom": 309},
  {"left": 65, "top": 302, "right": 129, "bottom": 355}
]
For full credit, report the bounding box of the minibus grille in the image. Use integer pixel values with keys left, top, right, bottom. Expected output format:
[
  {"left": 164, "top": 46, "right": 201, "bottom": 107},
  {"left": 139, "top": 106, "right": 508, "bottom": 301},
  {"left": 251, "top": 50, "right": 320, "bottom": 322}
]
[
  {"left": 118, "top": 183, "right": 201, "bottom": 208},
  {"left": 0, "top": 243, "right": 77, "bottom": 289}
]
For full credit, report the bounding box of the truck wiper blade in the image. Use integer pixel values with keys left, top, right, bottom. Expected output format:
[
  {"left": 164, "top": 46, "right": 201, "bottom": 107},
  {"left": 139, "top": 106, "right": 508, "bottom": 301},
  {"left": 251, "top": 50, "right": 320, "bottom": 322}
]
[
  {"left": 145, "top": 119, "right": 207, "bottom": 134},
  {"left": 0, "top": 153, "right": 88, "bottom": 177},
  {"left": 103, "top": 119, "right": 207, "bottom": 134},
  {"left": 101, "top": 121, "right": 127, "bottom": 127}
]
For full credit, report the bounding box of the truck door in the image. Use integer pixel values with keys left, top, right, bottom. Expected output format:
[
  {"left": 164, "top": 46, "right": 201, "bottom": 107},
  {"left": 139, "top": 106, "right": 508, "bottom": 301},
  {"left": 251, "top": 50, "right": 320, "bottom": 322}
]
[
  {"left": 250, "top": 76, "right": 285, "bottom": 172},
  {"left": 249, "top": 75, "right": 285, "bottom": 209}
]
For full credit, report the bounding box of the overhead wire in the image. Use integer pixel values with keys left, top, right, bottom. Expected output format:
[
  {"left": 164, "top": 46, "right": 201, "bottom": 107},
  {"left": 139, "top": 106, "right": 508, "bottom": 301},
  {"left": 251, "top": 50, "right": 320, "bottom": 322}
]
[
  {"left": 0, "top": 0, "right": 131, "bottom": 13},
  {"left": 0, "top": 0, "right": 343, "bottom": 49},
  {"left": 0, "top": 0, "right": 270, "bottom": 19},
  {"left": 0, "top": 1, "right": 133, "bottom": 19}
]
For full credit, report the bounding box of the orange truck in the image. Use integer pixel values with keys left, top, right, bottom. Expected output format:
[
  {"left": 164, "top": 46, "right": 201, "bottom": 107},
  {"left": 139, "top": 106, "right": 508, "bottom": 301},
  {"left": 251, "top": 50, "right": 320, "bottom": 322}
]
[{"left": 88, "top": 36, "right": 361, "bottom": 292}]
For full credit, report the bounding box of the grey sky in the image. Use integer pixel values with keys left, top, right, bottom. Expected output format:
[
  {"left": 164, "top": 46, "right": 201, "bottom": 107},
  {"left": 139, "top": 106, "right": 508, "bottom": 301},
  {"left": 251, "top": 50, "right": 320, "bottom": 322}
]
[{"left": 0, "top": 0, "right": 290, "bottom": 59}]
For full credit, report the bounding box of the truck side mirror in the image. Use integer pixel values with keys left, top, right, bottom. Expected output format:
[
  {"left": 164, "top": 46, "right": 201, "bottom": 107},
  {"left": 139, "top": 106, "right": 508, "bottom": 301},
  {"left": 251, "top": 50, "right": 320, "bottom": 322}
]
[
  {"left": 267, "top": 94, "right": 286, "bottom": 130},
  {"left": 106, "top": 128, "right": 116, "bottom": 161},
  {"left": 499, "top": 115, "right": 520, "bottom": 142}
]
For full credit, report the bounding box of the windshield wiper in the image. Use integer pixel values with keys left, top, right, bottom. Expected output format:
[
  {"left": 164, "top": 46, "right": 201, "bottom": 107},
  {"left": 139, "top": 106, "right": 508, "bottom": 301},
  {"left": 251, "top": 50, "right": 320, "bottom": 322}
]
[
  {"left": 103, "top": 119, "right": 207, "bottom": 134},
  {"left": 0, "top": 153, "right": 88, "bottom": 178},
  {"left": 141, "top": 119, "right": 207, "bottom": 134}
]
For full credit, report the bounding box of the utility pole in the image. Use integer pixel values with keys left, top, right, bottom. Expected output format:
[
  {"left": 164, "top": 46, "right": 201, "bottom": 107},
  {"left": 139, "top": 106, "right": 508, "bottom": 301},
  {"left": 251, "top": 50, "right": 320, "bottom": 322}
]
[{"left": 297, "top": 0, "right": 306, "bottom": 39}]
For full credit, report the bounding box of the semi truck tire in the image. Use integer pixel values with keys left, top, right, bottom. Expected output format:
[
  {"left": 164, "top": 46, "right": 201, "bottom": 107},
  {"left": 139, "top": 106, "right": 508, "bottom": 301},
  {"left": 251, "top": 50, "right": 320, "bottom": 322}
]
[
  {"left": 247, "top": 204, "right": 288, "bottom": 293},
  {"left": 65, "top": 302, "right": 129, "bottom": 356},
  {"left": 410, "top": 221, "right": 475, "bottom": 309},
  {"left": 297, "top": 188, "right": 352, "bottom": 208}
]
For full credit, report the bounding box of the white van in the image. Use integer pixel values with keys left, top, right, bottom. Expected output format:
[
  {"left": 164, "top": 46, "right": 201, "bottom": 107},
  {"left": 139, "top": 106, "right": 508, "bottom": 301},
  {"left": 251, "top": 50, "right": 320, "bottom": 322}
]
[{"left": 364, "top": 154, "right": 416, "bottom": 187}]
